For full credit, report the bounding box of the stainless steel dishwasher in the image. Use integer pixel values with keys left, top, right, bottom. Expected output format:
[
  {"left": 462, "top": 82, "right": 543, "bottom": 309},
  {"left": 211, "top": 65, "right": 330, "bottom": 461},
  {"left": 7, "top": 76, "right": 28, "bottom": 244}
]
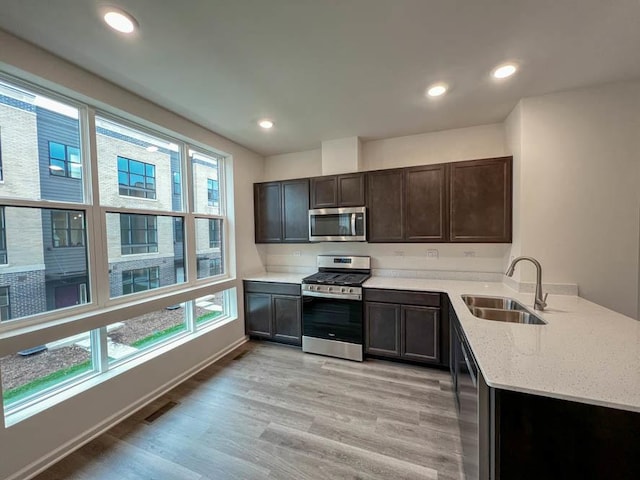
[{"left": 452, "top": 305, "right": 479, "bottom": 480}]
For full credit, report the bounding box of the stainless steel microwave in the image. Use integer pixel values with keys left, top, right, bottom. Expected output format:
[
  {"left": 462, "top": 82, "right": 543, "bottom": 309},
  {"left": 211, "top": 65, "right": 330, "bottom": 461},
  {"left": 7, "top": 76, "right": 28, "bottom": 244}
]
[{"left": 308, "top": 207, "right": 366, "bottom": 242}]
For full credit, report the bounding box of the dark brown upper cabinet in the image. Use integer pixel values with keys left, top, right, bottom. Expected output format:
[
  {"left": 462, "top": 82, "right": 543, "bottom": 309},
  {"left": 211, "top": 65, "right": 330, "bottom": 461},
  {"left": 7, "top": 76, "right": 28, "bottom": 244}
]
[
  {"left": 310, "top": 173, "right": 365, "bottom": 208},
  {"left": 254, "top": 178, "right": 310, "bottom": 243},
  {"left": 368, "top": 165, "right": 447, "bottom": 243},
  {"left": 404, "top": 164, "right": 448, "bottom": 242},
  {"left": 367, "top": 169, "right": 404, "bottom": 242},
  {"left": 449, "top": 156, "right": 512, "bottom": 243}
]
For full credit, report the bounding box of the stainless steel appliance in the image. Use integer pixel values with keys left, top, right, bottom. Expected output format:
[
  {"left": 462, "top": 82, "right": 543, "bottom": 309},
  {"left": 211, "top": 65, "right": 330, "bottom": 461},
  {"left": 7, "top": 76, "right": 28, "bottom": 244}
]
[
  {"left": 301, "top": 255, "right": 371, "bottom": 361},
  {"left": 308, "top": 207, "right": 366, "bottom": 242}
]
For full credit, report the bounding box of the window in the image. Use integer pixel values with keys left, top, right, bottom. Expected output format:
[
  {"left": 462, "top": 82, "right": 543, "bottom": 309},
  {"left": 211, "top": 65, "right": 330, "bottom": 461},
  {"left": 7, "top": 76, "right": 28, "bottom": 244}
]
[
  {"left": 209, "top": 218, "right": 221, "bottom": 249},
  {"left": 1, "top": 330, "right": 95, "bottom": 410},
  {"left": 51, "top": 211, "right": 85, "bottom": 248},
  {"left": 1, "top": 76, "right": 232, "bottom": 421},
  {"left": 117, "top": 157, "right": 156, "bottom": 199},
  {"left": 49, "top": 142, "right": 81, "bottom": 179},
  {"left": 173, "top": 172, "right": 181, "bottom": 195},
  {"left": 0, "top": 286, "right": 9, "bottom": 321},
  {"left": 122, "top": 267, "right": 160, "bottom": 295},
  {"left": 207, "top": 178, "right": 218, "bottom": 206},
  {"left": 0, "top": 132, "right": 3, "bottom": 181},
  {"left": 0, "top": 207, "right": 6, "bottom": 264},
  {"left": 120, "top": 214, "right": 158, "bottom": 255}
]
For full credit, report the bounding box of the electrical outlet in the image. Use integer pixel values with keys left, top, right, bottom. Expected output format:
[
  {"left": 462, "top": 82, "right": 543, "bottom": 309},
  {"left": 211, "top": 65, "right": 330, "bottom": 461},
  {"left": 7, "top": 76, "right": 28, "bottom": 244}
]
[
  {"left": 464, "top": 251, "right": 476, "bottom": 257},
  {"left": 293, "top": 251, "right": 301, "bottom": 257},
  {"left": 426, "top": 249, "right": 439, "bottom": 259}
]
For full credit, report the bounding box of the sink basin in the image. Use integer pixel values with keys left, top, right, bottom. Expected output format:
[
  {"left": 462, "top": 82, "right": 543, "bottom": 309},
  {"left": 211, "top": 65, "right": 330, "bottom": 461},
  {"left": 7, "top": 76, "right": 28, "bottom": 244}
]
[
  {"left": 462, "top": 295, "right": 546, "bottom": 325},
  {"left": 462, "top": 295, "right": 528, "bottom": 311},
  {"left": 468, "top": 307, "right": 546, "bottom": 325}
]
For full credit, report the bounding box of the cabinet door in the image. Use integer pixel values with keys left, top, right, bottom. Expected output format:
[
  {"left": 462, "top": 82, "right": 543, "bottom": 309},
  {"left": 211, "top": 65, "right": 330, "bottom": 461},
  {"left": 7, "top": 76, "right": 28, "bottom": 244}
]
[
  {"left": 337, "top": 173, "right": 365, "bottom": 206},
  {"left": 365, "top": 302, "right": 401, "bottom": 357},
  {"left": 282, "top": 179, "right": 310, "bottom": 242},
  {"left": 449, "top": 157, "right": 512, "bottom": 242},
  {"left": 401, "top": 305, "right": 440, "bottom": 363},
  {"left": 310, "top": 176, "right": 338, "bottom": 208},
  {"left": 405, "top": 164, "right": 448, "bottom": 242},
  {"left": 245, "top": 292, "right": 273, "bottom": 338},
  {"left": 367, "top": 169, "right": 404, "bottom": 242},
  {"left": 272, "top": 295, "right": 302, "bottom": 345},
  {"left": 254, "top": 182, "right": 282, "bottom": 243}
]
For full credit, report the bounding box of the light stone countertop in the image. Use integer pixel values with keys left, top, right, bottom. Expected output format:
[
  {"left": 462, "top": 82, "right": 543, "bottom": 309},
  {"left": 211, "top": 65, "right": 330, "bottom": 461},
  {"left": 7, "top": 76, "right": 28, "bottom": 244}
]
[
  {"left": 242, "top": 273, "right": 640, "bottom": 413},
  {"left": 364, "top": 277, "right": 640, "bottom": 413},
  {"left": 243, "top": 272, "right": 308, "bottom": 284}
]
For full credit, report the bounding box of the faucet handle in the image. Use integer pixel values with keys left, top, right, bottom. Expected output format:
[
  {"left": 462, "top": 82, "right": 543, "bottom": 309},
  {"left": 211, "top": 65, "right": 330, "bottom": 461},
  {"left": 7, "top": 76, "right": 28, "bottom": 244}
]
[{"left": 543, "top": 292, "right": 549, "bottom": 303}]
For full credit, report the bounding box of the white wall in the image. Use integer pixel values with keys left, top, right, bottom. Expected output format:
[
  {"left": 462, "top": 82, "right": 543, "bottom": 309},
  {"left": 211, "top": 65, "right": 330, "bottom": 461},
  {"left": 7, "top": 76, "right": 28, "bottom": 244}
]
[
  {"left": 264, "top": 124, "right": 511, "bottom": 278},
  {"left": 0, "top": 30, "right": 264, "bottom": 480},
  {"left": 508, "top": 82, "right": 640, "bottom": 318},
  {"left": 263, "top": 148, "right": 321, "bottom": 181}
]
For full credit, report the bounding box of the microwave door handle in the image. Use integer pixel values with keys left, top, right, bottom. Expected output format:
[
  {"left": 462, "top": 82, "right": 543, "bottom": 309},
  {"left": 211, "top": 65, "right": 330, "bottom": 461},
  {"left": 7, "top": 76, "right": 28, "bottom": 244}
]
[{"left": 351, "top": 213, "right": 357, "bottom": 236}]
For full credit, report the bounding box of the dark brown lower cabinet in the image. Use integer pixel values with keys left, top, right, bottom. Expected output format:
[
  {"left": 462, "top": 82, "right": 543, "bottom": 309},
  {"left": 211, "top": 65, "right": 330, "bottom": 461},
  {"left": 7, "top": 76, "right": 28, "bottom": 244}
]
[
  {"left": 364, "top": 289, "right": 447, "bottom": 366},
  {"left": 244, "top": 281, "right": 302, "bottom": 346}
]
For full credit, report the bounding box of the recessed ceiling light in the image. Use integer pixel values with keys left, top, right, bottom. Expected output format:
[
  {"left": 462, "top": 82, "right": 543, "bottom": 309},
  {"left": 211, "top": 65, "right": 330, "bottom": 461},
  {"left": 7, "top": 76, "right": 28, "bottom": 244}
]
[
  {"left": 258, "top": 119, "right": 274, "bottom": 129},
  {"left": 103, "top": 9, "right": 137, "bottom": 34},
  {"left": 493, "top": 63, "right": 518, "bottom": 79},
  {"left": 426, "top": 84, "right": 448, "bottom": 97},
  {"left": 146, "top": 145, "right": 158, "bottom": 152}
]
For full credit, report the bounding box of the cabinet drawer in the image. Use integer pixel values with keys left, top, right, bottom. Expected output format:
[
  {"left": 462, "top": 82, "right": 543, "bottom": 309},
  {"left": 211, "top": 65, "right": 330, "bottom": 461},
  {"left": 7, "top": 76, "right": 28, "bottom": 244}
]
[
  {"left": 244, "top": 281, "right": 301, "bottom": 296},
  {"left": 364, "top": 289, "right": 441, "bottom": 307}
]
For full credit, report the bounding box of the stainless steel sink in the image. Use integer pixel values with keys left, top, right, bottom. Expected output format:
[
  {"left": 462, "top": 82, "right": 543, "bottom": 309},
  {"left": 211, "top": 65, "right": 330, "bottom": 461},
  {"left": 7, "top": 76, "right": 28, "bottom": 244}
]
[
  {"left": 468, "top": 306, "right": 546, "bottom": 325},
  {"left": 462, "top": 295, "right": 547, "bottom": 325},
  {"left": 462, "top": 295, "right": 528, "bottom": 311}
]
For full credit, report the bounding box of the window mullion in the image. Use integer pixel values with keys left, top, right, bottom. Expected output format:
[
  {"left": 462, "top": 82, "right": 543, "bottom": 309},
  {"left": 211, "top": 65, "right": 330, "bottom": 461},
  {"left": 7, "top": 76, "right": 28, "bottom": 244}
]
[
  {"left": 182, "top": 143, "right": 197, "bottom": 285},
  {"left": 85, "top": 108, "right": 110, "bottom": 309}
]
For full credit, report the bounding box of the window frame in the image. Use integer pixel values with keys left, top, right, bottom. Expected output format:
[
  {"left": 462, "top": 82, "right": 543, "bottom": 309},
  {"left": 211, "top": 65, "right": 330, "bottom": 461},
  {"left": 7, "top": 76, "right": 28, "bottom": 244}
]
[{"left": 117, "top": 156, "right": 157, "bottom": 200}]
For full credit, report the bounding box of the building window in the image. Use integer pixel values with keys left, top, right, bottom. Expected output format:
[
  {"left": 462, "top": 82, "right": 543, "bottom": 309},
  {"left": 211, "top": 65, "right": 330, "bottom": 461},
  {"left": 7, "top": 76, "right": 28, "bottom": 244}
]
[
  {"left": 0, "top": 207, "right": 6, "bottom": 264},
  {"left": 0, "top": 132, "right": 4, "bottom": 181},
  {"left": 0, "top": 286, "right": 10, "bottom": 321},
  {"left": 207, "top": 178, "right": 218, "bottom": 206},
  {"left": 173, "top": 172, "right": 181, "bottom": 195},
  {"left": 51, "top": 211, "right": 85, "bottom": 248},
  {"left": 174, "top": 217, "right": 183, "bottom": 244},
  {"left": 120, "top": 214, "right": 158, "bottom": 255},
  {"left": 198, "top": 258, "right": 222, "bottom": 278},
  {"left": 209, "top": 218, "right": 221, "bottom": 249},
  {"left": 49, "top": 141, "right": 81, "bottom": 179},
  {"left": 122, "top": 267, "right": 160, "bottom": 295},
  {"left": 117, "top": 157, "right": 156, "bottom": 199}
]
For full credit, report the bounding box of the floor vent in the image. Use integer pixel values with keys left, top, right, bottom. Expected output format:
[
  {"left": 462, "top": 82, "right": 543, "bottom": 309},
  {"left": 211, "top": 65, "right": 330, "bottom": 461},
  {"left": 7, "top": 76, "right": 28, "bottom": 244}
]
[{"left": 143, "top": 401, "right": 178, "bottom": 424}]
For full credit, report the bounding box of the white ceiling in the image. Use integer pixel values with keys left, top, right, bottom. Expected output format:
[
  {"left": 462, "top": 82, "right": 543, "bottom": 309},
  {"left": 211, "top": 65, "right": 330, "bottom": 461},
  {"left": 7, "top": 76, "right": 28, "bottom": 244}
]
[{"left": 1, "top": 0, "right": 639, "bottom": 156}]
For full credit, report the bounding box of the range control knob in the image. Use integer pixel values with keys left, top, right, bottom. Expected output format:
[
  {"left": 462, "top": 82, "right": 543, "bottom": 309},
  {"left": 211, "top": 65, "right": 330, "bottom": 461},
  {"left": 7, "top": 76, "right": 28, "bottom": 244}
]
[
  {"left": 348, "top": 288, "right": 354, "bottom": 293},
  {"left": 341, "top": 287, "right": 347, "bottom": 293}
]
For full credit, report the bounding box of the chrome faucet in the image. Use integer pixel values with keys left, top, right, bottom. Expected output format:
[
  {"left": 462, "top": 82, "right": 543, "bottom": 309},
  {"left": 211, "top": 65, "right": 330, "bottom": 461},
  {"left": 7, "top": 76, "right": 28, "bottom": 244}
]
[{"left": 505, "top": 256, "right": 548, "bottom": 311}]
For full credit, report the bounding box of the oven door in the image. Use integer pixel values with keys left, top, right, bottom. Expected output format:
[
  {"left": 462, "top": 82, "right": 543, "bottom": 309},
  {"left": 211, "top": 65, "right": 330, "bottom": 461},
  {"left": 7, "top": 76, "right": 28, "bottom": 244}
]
[
  {"left": 308, "top": 207, "right": 366, "bottom": 242},
  {"left": 302, "top": 294, "right": 363, "bottom": 344}
]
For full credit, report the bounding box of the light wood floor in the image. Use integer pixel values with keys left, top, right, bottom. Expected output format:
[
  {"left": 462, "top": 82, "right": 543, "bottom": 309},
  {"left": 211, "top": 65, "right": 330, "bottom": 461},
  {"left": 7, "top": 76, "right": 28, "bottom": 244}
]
[{"left": 35, "top": 341, "right": 464, "bottom": 480}]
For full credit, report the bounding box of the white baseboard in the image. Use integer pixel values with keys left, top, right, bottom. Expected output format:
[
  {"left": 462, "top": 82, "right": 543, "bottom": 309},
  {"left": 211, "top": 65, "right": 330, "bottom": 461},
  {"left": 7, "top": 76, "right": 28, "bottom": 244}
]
[{"left": 10, "top": 336, "right": 249, "bottom": 480}]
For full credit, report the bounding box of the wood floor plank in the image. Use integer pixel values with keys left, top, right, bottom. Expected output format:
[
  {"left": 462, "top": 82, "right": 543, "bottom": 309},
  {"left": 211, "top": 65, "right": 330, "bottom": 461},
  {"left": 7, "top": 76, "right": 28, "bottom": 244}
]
[{"left": 34, "top": 341, "right": 464, "bottom": 480}]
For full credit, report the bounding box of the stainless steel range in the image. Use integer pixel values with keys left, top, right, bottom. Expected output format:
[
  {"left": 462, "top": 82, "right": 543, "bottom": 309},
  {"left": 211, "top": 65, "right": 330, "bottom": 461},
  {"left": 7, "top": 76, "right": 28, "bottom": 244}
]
[{"left": 301, "top": 255, "right": 371, "bottom": 361}]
